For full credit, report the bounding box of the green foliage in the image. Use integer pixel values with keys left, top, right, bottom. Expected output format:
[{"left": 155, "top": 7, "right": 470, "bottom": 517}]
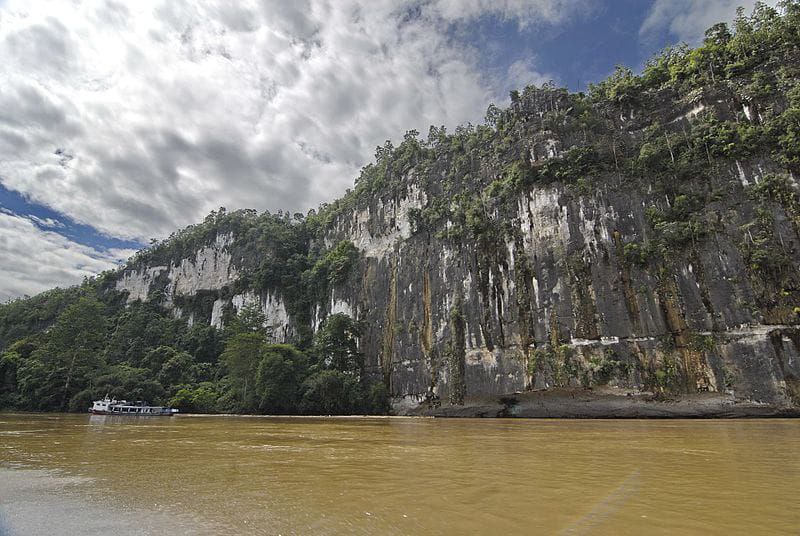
[
  {"left": 0, "top": 284, "right": 389, "bottom": 414},
  {"left": 311, "top": 313, "right": 364, "bottom": 376},
  {"left": 16, "top": 296, "right": 109, "bottom": 410},
  {"left": 131, "top": 207, "right": 258, "bottom": 268},
  {"left": 408, "top": 197, "right": 451, "bottom": 234},
  {"left": 527, "top": 348, "right": 545, "bottom": 378},
  {"left": 644, "top": 193, "right": 708, "bottom": 260},
  {"left": 299, "top": 370, "right": 366, "bottom": 415},
  {"left": 104, "top": 301, "right": 186, "bottom": 366},
  {"left": 690, "top": 113, "right": 764, "bottom": 160},
  {"left": 225, "top": 303, "right": 267, "bottom": 337},
  {"left": 157, "top": 350, "right": 197, "bottom": 388},
  {"left": 0, "top": 278, "right": 226, "bottom": 411},
  {"left": 169, "top": 383, "right": 221, "bottom": 413},
  {"left": 295, "top": 6, "right": 800, "bottom": 247},
  {"left": 589, "top": 65, "right": 643, "bottom": 108},
  {"left": 552, "top": 344, "right": 575, "bottom": 386},
  {"left": 777, "top": 108, "right": 800, "bottom": 170},
  {"left": 179, "top": 324, "right": 224, "bottom": 364},
  {"left": 0, "top": 280, "right": 110, "bottom": 351},
  {"left": 254, "top": 344, "right": 308, "bottom": 413},
  {"left": 750, "top": 173, "right": 800, "bottom": 217},
  {"left": 721, "top": 365, "right": 742, "bottom": 390},
  {"left": 592, "top": 2, "right": 797, "bottom": 99},
  {"left": 487, "top": 161, "right": 535, "bottom": 198},
  {"left": 536, "top": 146, "right": 604, "bottom": 184},
  {"left": 744, "top": 177, "right": 800, "bottom": 309},
  {"left": 311, "top": 241, "right": 359, "bottom": 286},
  {"left": 739, "top": 209, "right": 793, "bottom": 277},
  {"left": 221, "top": 331, "right": 267, "bottom": 411},
  {"left": 529, "top": 344, "right": 575, "bottom": 387},
  {"left": 622, "top": 242, "right": 649, "bottom": 267},
  {"left": 214, "top": 310, "right": 383, "bottom": 414},
  {"left": 0, "top": 339, "right": 35, "bottom": 408},
  {"left": 588, "top": 350, "right": 629, "bottom": 385},
  {"left": 651, "top": 355, "right": 681, "bottom": 390},
  {"left": 366, "top": 381, "right": 390, "bottom": 414},
  {"left": 86, "top": 364, "right": 165, "bottom": 409},
  {"left": 687, "top": 333, "right": 716, "bottom": 353}
]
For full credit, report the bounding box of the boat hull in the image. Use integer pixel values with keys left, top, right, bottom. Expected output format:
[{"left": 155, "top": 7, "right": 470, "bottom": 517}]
[{"left": 89, "top": 409, "right": 177, "bottom": 416}]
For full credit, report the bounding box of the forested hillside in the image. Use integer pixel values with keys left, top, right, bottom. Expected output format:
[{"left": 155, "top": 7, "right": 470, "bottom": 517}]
[{"left": 2, "top": 2, "right": 800, "bottom": 415}]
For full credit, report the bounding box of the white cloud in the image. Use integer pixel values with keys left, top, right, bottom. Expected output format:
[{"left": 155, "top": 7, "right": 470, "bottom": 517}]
[
  {"left": 28, "top": 214, "right": 65, "bottom": 229},
  {"left": 640, "top": 0, "right": 779, "bottom": 44},
  {"left": 505, "top": 59, "right": 554, "bottom": 94},
  {"left": 0, "top": 211, "right": 132, "bottom": 301},
  {"left": 0, "top": 0, "right": 584, "bottom": 243}
]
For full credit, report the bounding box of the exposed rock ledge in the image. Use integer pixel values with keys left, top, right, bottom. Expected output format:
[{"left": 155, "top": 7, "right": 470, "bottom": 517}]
[{"left": 407, "top": 389, "right": 800, "bottom": 418}]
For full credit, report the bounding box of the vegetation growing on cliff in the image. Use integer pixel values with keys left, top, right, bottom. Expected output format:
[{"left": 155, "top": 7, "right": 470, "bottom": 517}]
[{"left": 2, "top": 2, "right": 800, "bottom": 411}]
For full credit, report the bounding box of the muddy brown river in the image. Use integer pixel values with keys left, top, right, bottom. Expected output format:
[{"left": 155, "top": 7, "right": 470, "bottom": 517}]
[{"left": 0, "top": 414, "right": 798, "bottom": 535}]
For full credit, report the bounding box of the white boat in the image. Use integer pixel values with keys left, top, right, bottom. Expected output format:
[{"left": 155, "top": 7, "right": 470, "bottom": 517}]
[{"left": 89, "top": 397, "right": 179, "bottom": 416}]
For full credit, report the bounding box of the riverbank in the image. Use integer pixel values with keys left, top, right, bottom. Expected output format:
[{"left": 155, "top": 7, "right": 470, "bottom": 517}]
[
  {"left": 408, "top": 389, "right": 800, "bottom": 418},
  {"left": 3, "top": 389, "right": 798, "bottom": 419}
]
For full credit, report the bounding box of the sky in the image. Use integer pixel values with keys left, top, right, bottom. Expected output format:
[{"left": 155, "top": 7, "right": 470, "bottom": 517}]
[{"left": 0, "top": 0, "right": 777, "bottom": 301}]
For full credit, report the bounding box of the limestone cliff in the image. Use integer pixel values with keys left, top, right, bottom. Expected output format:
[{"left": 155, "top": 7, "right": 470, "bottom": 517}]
[
  {"left": 54, "top": 7, "right": 800, "bottom": 414},
  {"left": 320, "top": 161, "right": 800, "bottom": 411},
  {"left": 113, "top": 98, "right": 800, "bottom": 415}
]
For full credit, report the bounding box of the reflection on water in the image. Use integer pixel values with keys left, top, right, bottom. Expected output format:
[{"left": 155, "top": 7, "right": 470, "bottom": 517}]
[{"left": 1, "top": 414, "right": 799, "bottom": 535}]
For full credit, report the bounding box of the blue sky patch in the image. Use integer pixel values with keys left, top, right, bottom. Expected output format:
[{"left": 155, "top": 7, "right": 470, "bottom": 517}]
[
  {"left": 0, "top": 184, "right": 144, "bottom": 252},
  {"left": 461, "top": 0, "right": 677, "bottom": 94}
]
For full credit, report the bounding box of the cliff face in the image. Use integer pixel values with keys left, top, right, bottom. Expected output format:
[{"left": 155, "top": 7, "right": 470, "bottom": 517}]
[
  {"left": 112, "top": 146, "right": 800, "bottom": 413},
  {"left": 116, "top": 233, "right": 291, "bottom": 338},
  {"left": 89, "top": 7, "right": 800, "bottom": 413},
  {"left": 320, "top": 162, "right": 800, "bottom": 411}
]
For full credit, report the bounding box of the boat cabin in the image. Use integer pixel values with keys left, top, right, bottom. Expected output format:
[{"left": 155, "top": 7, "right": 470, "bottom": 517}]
[{"left": 89, "top": 397, "right": 178, "bottom": 416}]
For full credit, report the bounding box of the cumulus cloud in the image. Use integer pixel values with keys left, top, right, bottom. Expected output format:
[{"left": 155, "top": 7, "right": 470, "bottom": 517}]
[
  {"left": 0, "top": 211, "right": 133, "bottom": 301},
  {"left": 639, "top": 0, "right": 779, "bottom": 44},
  {"left": 0, "top": 0, "right": 585, "bottom": 244},
  {"left": 505, "top": 59, "right": 554, "bottom": 94}
]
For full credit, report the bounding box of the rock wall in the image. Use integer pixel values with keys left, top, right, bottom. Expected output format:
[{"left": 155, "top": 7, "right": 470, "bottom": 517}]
[
  {"left": 107, "top": 86, "right": 800, "bottom": 415},
  {"left": 321, "top": 160, "right": 800, "bottom": 411},
  {"left": 115, "top": 233, "right": 292, "bottom": 341},
  {"left": 116, "top": 233, "right": 238, "bottom": 306},
  {"left": 110, "top": 159, "right": 800, "bottom": 414},
  {"left": 112, "top": 157, "right": 800, "bottom": 413}
]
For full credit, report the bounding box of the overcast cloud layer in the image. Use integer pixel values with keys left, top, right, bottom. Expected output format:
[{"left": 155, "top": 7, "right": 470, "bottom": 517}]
[
  {"left": 0, "top": 0, "right": 590, "bottom": 243},
  {"left": 0, "top": 0, "right": 769, "bottom": 300}
]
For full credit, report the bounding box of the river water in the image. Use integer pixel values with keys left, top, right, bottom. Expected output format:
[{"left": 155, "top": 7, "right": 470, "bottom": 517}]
[{"left": 0, "top": 414, "right": 798, "bottom": 535}]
